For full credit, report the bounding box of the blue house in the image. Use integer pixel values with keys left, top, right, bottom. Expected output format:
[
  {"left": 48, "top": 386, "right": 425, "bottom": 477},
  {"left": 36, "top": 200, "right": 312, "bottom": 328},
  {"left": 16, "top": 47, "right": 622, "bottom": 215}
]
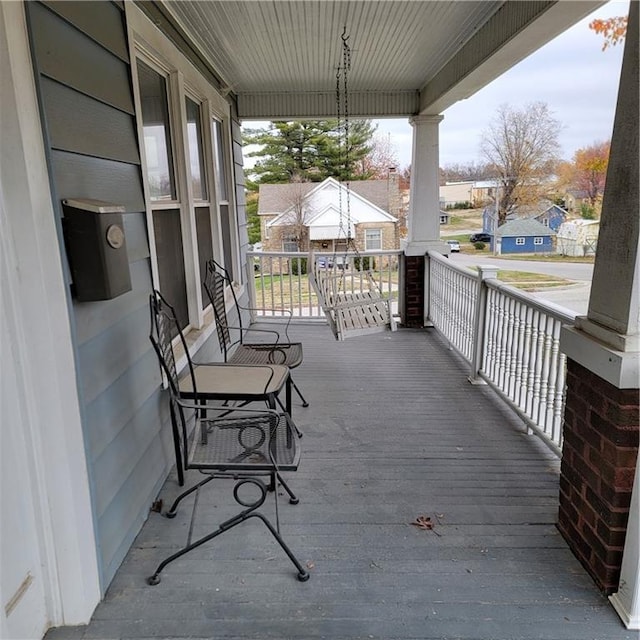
[
  {"left": 495, "top": 218, "right": 556, "bottom": 255},
  {"left": 483, "top": 200, "right": 568, "bottom": 235}
]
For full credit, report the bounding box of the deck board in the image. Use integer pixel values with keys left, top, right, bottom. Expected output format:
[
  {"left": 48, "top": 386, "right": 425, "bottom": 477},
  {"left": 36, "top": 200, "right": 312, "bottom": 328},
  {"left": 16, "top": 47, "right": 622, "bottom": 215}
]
[{"left": 47, "top": 325, "right": 632, "bottom": 640}]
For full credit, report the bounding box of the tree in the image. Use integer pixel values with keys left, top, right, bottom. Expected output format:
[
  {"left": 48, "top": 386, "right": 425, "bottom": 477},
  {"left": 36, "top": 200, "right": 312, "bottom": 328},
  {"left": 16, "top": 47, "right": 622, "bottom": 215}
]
[
  {"left": 243, "top": 119, "right": 376, "bottom": 184},
  {"left": 589, "top": 15, "right": 628, "bottom": 50},
  {"left": 439, "top": 161, "right": 494, "bottom": 185},
  {"left": 356, "top": 131, "right": 399, "bottom": 179},
  {"left": 279, "top": 176, "right": 312, "bottom": 252},
  {"left": 572, "top": 140, "right": 610, "bottom": 208},
  {"left": 245, "top": 191, "right": 261, "bottom": 245},
  {"left": 480, "top": 102, "right": 562, "bottom": 224}
]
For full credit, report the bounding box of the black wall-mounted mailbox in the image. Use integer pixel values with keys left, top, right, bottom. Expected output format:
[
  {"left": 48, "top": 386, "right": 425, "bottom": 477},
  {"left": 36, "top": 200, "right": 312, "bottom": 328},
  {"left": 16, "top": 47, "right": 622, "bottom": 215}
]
[{"left": 62, "top": 198, "right": 132, "bottom": 302}]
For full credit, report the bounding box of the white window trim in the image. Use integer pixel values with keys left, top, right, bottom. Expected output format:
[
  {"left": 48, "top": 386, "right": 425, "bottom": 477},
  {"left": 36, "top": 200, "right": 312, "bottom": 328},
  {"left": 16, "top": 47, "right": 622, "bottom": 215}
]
[
  {"left": 534, "top": 236, "right": 544, "bottom": 245},
  {"left": 365, "top": 228, "right": 382, "bottom": 251},
  {"left": 515, "top": 237, "right": 525, "bottom": 245},
  {"left": 126, "top": 3, "right": 240, "bottom": 333}
]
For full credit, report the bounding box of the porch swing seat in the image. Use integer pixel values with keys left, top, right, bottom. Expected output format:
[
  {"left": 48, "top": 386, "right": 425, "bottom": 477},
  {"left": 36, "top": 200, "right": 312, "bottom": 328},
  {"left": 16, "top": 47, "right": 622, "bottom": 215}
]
[{"left": 309, "top": 256, "right": 397, "bottom": 341}]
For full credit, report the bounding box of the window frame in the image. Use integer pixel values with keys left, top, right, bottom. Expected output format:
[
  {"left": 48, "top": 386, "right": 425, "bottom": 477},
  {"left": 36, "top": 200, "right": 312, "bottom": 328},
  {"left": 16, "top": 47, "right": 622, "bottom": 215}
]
[
  {"left": 127, "top": 6, "right": 239, "bottom": 334},
  {"left": 515, "top": 237, "right": 526, "bottom": 246},
  {"left": 365, "top": 228, "right": 382, "bottom": 251},
  {"left": 533, "top": 236, "right": 544, "bottom": 245}
]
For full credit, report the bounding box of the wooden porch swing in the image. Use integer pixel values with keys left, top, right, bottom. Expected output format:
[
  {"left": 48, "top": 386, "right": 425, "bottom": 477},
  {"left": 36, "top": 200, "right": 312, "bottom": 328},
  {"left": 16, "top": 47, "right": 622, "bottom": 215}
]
[{"left": 308, "top": 29, "right": 397, "bottom": 341}]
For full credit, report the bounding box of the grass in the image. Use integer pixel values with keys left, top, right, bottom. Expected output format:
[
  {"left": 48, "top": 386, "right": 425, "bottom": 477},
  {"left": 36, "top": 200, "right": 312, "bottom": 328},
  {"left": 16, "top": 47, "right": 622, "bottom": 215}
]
[
  {"left": 493, "top": 254, "right": 595, "bottom": 263},
  {"left": 466, "top": 267, "right": 573, "bottom": 291},
  {"left": 253, "top": 270, "right": 400, "bottom": 307}
]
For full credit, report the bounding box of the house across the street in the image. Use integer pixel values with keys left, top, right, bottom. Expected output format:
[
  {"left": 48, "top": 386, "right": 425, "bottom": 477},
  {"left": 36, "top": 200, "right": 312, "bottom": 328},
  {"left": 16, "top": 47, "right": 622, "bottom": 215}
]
[
  {"left": 495, "top": 218, "right": 556, "bottom": 255},
  {"left": 258, "top": 172, "right": 402, "bottom": 256}
]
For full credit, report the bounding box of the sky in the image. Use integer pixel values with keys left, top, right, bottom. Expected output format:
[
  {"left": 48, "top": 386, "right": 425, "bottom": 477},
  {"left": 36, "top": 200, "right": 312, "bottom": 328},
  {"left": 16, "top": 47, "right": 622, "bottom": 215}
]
[{"left": 375, "top": 1, "right": 628, "bottom": 169}]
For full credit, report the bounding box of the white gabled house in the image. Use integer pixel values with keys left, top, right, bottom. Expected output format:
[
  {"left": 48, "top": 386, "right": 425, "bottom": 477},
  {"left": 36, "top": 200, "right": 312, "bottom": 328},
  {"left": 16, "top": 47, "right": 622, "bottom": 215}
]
[{"left": 261, "top": 177, "right": 399, "bottom": 254}]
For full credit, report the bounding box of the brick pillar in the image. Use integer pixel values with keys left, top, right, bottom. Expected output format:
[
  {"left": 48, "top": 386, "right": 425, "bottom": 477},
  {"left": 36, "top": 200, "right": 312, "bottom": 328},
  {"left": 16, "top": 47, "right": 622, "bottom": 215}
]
[
  {"left": 558, "top": 359, "right": 639, "bottom": 594},
  {"left": 402, "top": 255, "right": 425, "bottom": 327}
]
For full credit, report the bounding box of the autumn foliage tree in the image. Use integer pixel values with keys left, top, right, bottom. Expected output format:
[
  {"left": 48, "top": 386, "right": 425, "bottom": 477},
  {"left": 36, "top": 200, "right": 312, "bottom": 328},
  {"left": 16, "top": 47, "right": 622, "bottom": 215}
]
[
  {"left": 480, "top": 102, "right": 562, "bottom": 224},
  {"left": 572, "top": 141, "right": 610, "bottom": 208},
  {"left": 589, "top": 15, "right": 628, "bottom": 50}
]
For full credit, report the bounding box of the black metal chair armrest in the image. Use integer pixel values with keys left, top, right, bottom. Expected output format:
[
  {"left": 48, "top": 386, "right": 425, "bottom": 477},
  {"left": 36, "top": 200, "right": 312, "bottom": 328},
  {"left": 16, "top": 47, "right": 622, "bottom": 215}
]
[{"left": 237, "top": 304, "right": 292, "bottom": 340}]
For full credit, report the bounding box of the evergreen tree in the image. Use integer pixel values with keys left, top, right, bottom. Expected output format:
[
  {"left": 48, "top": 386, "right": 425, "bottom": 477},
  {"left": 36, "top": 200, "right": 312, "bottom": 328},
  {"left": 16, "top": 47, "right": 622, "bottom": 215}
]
[{"left": 243, "top": 119, "right": 376, "bottom": 185}]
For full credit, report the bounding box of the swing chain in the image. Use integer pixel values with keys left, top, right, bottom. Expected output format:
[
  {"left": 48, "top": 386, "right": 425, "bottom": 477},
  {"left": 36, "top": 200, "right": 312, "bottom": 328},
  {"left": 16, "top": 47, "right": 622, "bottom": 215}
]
[{"left": 336, "top": 26, "right": 353, "bottom": 254}]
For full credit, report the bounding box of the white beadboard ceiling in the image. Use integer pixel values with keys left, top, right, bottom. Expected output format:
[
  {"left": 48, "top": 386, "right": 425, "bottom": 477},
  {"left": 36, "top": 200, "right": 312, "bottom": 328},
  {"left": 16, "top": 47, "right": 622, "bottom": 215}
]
[{"left": 159, "top": 1, "right": 604, "bottom": 119}]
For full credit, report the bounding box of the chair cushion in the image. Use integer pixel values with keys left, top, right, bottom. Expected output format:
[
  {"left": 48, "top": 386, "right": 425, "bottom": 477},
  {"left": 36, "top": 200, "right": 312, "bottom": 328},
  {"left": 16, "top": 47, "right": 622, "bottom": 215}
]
[{"left": 178, "top": 363, "right": 289, "bottom": 397}]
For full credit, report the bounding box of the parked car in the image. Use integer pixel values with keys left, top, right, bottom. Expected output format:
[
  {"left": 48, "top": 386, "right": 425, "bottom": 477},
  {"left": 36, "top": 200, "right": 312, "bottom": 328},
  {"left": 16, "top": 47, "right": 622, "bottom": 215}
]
[
  {"left": 469, "top": 232, "right": 492, "bottom": 243},
  {"left": 316, "top": 255, "right": 348, "bottom": 269},
  {"left": 447, "top": 239, "right": 460, "bottom": 252},
  {"left": 315, "top": 255, "right": 334, "bottom": 268}
]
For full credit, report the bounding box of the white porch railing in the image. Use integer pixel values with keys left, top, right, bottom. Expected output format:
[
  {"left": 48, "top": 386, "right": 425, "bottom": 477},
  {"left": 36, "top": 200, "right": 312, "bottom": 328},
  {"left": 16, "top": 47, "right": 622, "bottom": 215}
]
[
  {"left": 246, "top": 250, "right": 402, "bottom": 319},
  {"left": 428, "top": 251, "right": 576, "bottom": 454},
  {"left": 245, "top": 249, "right": 575, "bottom": 453}
]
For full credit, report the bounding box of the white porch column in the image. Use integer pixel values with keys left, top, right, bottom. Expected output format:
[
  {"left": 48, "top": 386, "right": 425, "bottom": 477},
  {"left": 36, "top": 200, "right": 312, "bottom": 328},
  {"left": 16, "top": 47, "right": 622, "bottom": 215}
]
[
  {"left": 558, "top": 1, "right": 639, "bottom": 626},
  {"left": 561, "top": 0, "right": 639, "bottom": 390},
  {"left": 405, "top": 115, "right": 449, "bottom": 256},
  {"left": 610, "top": 461, "right": 640, "bottom": 629}
]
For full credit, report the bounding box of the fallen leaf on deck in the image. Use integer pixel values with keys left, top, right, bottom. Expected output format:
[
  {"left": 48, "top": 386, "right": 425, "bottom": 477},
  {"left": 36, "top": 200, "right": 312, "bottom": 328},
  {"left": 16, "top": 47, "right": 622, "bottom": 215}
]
[{"left": 411, "top": 515, "right": 434, "bottom": 530}]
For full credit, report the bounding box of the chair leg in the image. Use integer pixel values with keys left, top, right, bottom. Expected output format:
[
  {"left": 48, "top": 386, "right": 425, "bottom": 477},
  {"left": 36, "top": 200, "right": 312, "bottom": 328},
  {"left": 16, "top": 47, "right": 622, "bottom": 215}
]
[
  {"left": 164, "top": 474, "right": 217, "bottom": 518},
  {"left": 275, "top": 395, "right": 304, "bottom": 439},
  {"left": 291, "top": 377, "right": 309, "bottom": 408},
  {"left": 147, "top": 478, "right": 309, "bottom": 585},
  {"left": 267, "top": 470, "right": 299, "bottom": 505}
]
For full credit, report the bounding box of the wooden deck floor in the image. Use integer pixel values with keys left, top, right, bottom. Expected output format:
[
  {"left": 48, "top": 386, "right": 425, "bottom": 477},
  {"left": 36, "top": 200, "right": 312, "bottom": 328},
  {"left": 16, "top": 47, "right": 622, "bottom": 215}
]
[{"left": 47, "top": 325, "right": 632, "bottom": 640}]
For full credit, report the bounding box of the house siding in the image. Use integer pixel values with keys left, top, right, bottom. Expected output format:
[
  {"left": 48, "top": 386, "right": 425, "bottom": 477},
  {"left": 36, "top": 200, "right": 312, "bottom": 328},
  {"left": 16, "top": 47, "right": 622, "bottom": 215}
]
[
  {"left": 500, "top": 236, "right": 554, "bottom": 254},
  {"left": 25, "top": 0, "right": 173, "bottom": 591}
]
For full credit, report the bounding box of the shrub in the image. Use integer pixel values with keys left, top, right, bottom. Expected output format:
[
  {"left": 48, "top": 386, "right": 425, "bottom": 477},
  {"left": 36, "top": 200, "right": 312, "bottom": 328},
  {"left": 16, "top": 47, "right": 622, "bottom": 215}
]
[
  {"left": 473, "top": 241, "right": 486, "bottom": 251},
  {"left": 580, "top": 203, "right": 596, "bottom": 220},
  {"left": 354, "top": 256, "right": 375, "bottom": 271},
  {"left": 445, "top": 201, "right": 473, "bottom": 210},
  {"left": 290, "top": 257, "right": 307, "bottom": 275}
]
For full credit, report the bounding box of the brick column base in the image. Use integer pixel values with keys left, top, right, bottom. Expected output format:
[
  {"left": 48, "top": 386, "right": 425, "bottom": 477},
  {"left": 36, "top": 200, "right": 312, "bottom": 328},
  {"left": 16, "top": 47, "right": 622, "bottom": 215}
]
[
  {"left": 402, "top": 255, "right": 425, "bottom": 327},
  {"left": 558, "top": 359, "right": 639, "bottom": 594}
]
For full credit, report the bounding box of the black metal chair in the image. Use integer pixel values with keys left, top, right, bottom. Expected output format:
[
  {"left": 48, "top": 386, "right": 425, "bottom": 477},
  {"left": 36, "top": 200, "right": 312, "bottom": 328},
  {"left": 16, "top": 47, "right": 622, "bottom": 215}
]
[
  {"left": 149, "top": 290, "right": 293, "bottom": 485},
  {"left": 204, "top": 259, "right": 309, "bottom": 409},
  {"left": 147, "top": 291, "right": 309, "bottom": 584}
]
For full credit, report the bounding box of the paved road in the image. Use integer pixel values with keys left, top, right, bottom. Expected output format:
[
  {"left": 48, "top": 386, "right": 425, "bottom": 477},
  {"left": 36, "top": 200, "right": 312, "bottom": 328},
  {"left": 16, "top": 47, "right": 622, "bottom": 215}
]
[
  {"left": 447, "top": 252, "right": 593, "bottom": 315},
  {"left": 449, "top": 252, "right": 594, "bottom": 281}
]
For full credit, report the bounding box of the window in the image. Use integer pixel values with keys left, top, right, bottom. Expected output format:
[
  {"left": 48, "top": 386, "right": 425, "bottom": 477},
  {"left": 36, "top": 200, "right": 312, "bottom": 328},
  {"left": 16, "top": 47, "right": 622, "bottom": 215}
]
[
  {"left": 515, "top": 237, "right": 525, "bottom": 246},
  {"left": 534, "top": 237, "right": 544, "bottom": 245},
  {"left": 365, "top": 228, "right": 382, "bottom": 251},
  {"left": 137, "top": 59, "right": 188, "bottom": 328},
  {"left": 137, "top": 61, "right": 176, "bottom": 202},
  {"left": 131, "top": 15, "right": 238, "bottom": 332},
  {"left": 282, "top": 233, "right": 298, "bottom": 252},
  {"left": 212, "top": 119, "right": 235, "bottom": 281},
  {"left": 185, "top": 97, "right": 207, "bottom": 201}
]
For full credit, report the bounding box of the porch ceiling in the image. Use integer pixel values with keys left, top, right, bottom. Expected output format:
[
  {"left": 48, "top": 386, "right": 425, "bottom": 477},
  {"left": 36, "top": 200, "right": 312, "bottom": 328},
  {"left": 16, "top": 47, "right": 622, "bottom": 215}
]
[{"left": 157, "top": 0, "right": 604, "bottom": 120}]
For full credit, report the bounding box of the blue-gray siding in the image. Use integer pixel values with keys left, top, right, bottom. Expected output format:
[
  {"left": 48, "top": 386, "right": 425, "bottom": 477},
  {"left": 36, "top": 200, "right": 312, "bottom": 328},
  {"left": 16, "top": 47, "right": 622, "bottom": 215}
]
[
  {"left": 27, "top": 0, "right": 248, "bottom": 592},
  {"left": 501, "top": 235, "right": 554, "bottom": 254},
  {"left": 25, "top": 0, "right": 171, "bottom": 591}
]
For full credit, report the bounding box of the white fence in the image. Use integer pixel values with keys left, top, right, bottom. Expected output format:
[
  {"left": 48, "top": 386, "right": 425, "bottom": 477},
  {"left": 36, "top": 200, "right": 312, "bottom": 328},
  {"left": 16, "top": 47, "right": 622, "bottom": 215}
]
[
  {"left": 428, "top": 251, "right": 576, "bottom": 454},
  {"left": 246, "top": 250, "right": 402, "bottom": 319}
]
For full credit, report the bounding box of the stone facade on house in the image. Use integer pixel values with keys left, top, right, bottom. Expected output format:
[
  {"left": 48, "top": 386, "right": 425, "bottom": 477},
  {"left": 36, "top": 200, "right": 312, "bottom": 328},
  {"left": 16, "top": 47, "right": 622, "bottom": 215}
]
[{"left": 258, "top": 172, "right": 402, "bottom": 255}]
